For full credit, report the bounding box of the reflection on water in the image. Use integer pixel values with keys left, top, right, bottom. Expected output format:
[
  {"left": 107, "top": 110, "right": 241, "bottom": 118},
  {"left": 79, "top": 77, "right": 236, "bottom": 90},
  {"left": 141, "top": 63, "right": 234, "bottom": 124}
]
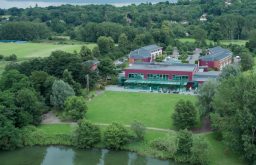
[{"left": 0, "top": 146, "right": 177, "bottom": 165}]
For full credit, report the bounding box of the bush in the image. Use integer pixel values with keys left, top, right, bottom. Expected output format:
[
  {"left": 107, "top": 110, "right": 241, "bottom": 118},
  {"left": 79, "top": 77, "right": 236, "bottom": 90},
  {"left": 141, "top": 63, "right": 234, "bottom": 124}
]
[
  {"left": 130, "top": 120, "right": 146, "bottom": 141},
  {"left": 64, "top": 96, "right": 87, "bottom": 121},
  {"left": 191, "top": 136, "right": 209, "bottom": 165},
  {"left": 175, "top": 129, "right": 193, "bottom": 163},
  {"left": 73, "top": 120, "right": 100, "bottom": 149},
  {"left": 21, "top": 126, "right": 73, "bottom": 146},
  {"left": 172, "top": 100, "right": 197, "bottom": 130},
  {"left": 0, "top": 54, "right": 4, "bottom": 60},
  {"left": 150, "top": 135, "right": 177, "bottom": 157},
  {"left": 4, "top": 54, "right": 17, "bottom": 61},
  {"left": 103, "top": 122, "right": 130, "bottom": 150}
]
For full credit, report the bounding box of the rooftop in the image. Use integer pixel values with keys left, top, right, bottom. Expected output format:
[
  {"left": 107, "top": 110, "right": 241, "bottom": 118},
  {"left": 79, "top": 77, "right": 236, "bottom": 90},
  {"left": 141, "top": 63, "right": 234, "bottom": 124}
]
[
  {"left": 193, "top": 71, "right": 220, "bottom": 82},
  {"left": 200, "top": 46, "right": 232, "bottom": 61},
  {"left": 125, "top": 62, "right": 198, "bottom": 72},
  {"left": 129, "top": 44, "right": 162, "bottom": 59}
]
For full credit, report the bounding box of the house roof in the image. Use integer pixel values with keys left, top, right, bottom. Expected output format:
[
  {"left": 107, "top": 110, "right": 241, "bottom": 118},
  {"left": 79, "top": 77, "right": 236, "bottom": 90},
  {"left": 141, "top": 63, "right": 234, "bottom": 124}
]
[
  {"left": 125, "top": 62, "right": 197, "bottom": 72},
  {"left": 200, "top": 46, "right": 232, "bottom": 61},
  {"left": 129, "top": 44, "right": 162, "bottom": 59},
  {"left": 193, "top": 71, "right": 220, "bottom": 82}
]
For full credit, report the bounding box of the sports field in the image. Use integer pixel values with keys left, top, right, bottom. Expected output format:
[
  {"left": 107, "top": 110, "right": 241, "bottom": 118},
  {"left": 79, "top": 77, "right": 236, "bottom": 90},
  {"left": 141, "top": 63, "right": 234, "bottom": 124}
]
[{"left": 87, "top": 91, "right": 197, "bottom": 129}]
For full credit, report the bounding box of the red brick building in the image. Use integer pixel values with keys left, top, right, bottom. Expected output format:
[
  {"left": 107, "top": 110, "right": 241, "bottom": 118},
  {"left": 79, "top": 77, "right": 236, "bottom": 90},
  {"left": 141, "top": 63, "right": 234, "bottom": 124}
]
[{"left": 199, "top": 47, "right": 232, "bottom": 70}]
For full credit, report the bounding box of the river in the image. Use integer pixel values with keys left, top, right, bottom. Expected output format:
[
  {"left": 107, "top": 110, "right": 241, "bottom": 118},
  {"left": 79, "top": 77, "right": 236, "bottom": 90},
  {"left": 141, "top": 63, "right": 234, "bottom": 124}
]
[
  {"left": 0, "top": 0, "right": 177, "bottom": 8},
  {"left": 0, "top": 146, "right": 177, "bottom": 165}
]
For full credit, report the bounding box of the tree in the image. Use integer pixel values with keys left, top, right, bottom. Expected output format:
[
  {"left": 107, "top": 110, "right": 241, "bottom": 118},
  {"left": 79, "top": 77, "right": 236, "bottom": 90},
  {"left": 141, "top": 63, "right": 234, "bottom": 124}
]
[
  {"left": 73, "top": 120, "right": 100, "bottom": 149},
  {"left": 62, "top": 69, "right": 82, "bottom": 95},
  {"left": 246, "top": 30, "right": 256, "bottom": 53},
  {"left": 240, "top": 51, "right": 254, "bottom": 71},
  {"left": 103, "top": 123, "right": 130, "bottom": 150},
  {"left": 172, "top": 100, "right": 197, "bottom": 130},
  {"left": 98, "top": 57, "right": 116, "bottom": 79},
  {"left": 80, "top": 45, "right": 93, "bottom": 61},
  {"left": 118, "top": 33, "right": 129, "bottom": 54},
  {"left": 131, "top": 121, "right": 146, "bottom": 141},
  {"left": 192, "top": 27, "right": 207, "bottom": 47},
  {"left": 191, "top": 136, "right": 209, "bottom": 165},
  {"left": 219, "top": 64, "right": 241, "bottom": 81},
  {"left": 92, "top": 46, "right": 101, "bottom": 57},
  {"left": 212, "top": 72, "right": 256, "bottom": 163},
  {"left": 0, "top": 114, "right": 22, "bottom": 150},
  {"left": 64, "top": 96, "right": 87, "bottom": 121},
  {"left": 50, "top": 80, "right": 75, "bottom": 109},
  {"left": 97, "top": 36, "right": 115, "bottom": 55},
  {"left": 175, "top": 129, "right": 193, "bottom": 163},
  {"left": 197, "top": 80, "right": 218, "bottom": 117},
  {"left": 16, "top": 88, "right": 43, "bottom": 126}
]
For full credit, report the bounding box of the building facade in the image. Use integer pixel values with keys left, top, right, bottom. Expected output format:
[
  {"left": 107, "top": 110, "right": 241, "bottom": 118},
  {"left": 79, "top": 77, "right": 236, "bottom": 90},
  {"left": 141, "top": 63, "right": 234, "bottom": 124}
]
[
  {"left": 199, "top": 46, "right": 232, "bottom": 70},
  {"left": 128, "top": 45, "right": 163, "bottom": 63}
]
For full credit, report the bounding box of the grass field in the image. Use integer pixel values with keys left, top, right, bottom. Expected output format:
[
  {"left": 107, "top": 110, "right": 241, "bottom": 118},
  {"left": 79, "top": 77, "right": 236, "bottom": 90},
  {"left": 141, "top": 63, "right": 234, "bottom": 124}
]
[
  {"left": 0, "top": 42, "right": 96, "bottom": 60},
  {"left": 178, "top": 38, "right": 248, "bottom": 46},
  {"left": 0, "top": 42, "right": 96, "bottom": 75},
  {"left": 87, "top": 91, "right": 196, "bottom": 129}
]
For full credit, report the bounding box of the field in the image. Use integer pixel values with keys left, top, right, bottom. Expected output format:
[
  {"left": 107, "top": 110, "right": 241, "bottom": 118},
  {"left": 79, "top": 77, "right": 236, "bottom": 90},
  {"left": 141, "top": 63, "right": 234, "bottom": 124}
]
[
  {"left": 87, "top": 91, "right": 196, "bottom": 129},
  {"left": 0, "top": 42, "right": 96, "bottom": 75},
  {"left": 178, "top": 38, "right": 248, "bottom": 46}
]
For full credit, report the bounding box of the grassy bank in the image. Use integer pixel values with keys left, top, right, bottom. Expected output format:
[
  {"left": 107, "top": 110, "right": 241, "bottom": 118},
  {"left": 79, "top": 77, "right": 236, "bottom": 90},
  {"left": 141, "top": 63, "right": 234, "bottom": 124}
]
[
  {"left": 87, "top": 91, "right": 197, "bottom": 129},
  {"left": 27, "top": 124, "right": 245, "bottom": 165}
]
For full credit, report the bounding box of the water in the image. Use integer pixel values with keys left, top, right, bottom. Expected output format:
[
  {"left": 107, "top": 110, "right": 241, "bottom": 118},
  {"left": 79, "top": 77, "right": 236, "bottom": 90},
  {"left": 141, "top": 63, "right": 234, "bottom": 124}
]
[
  {"left": 0, "top": 0, "right": 177, "bottom": 8},
  {"left": 0, "top": 146, "right": 177, "bottom": 165}
]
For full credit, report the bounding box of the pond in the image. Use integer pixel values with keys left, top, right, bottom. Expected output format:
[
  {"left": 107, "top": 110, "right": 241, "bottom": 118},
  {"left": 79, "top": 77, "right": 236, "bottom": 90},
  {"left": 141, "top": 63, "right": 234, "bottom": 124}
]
[{"left": 0, "top": 146, "right": 178, "bottom": 165}]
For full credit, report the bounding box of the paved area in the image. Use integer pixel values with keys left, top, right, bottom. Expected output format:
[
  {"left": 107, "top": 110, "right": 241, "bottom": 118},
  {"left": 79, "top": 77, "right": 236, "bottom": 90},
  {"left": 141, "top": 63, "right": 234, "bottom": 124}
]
[
  {"left": 187, "top": 48, "right": 201, "bottom": 64},
  {"left": 105, "top": 85, "right": 197, "bottom": 95},
  {"left": 42, "top": 111, "right": 61, "bottom": 124}
]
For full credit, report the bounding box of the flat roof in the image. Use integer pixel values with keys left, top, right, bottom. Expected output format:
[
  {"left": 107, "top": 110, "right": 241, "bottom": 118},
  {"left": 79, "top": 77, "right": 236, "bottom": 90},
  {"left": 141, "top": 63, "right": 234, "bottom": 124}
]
[
  {"left": 193, "top": 71, "right": 220, "bottom": 82},
  {"left": 129, "top": 44, "right": 162, "bottom": 59},
  {"left": 125, "top": 79, "right": 188, "bottom": 85},
  {"left": 125, "top": 63, "right": 197, "bottom": 72}
]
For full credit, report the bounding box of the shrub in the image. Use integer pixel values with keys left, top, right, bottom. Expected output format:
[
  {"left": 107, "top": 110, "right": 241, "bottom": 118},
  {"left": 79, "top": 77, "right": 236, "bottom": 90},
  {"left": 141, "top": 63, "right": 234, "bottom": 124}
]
[
  {"left": 175, "top": 129, "right": 193, "bottom": 163},
  {"left": 103, "top": 122, "right": 130, "bottom": 150},
  {"left": 73, "top": 120, "right": 100, "bottom": 149},
  {"left": 191, "top": 136, "right": 209, "bottom": 165},
  {"left": 130, "top": 120, "right": 146, "bottom": 141},
  {"left": 4, "top": 54, "right": 17, "bottom": 61},
  {"left": 64, "top": 96, "right": 87, "bottom": 121},
  {"left": 150, "top": 135, "right": 177, "bottom": 157},
  {"left": 0, "top": 54, "right": 4, "bottom": 60}
]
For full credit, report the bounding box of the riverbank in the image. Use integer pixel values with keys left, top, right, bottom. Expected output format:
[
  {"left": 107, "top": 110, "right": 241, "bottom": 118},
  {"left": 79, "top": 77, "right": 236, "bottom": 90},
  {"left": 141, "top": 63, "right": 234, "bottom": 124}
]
[{"left": 21, "top": 124, "right": 245, "bottom": 165}]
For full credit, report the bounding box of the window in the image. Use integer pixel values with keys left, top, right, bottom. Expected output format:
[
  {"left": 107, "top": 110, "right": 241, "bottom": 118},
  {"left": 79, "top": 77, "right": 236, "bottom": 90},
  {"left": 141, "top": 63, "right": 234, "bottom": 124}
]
[
  {"left": 147, "top": 74, "right": 168, "bottom": 80},
  {"left": 129, "top": 73, "right": 144, "bottom": 79},
  {"left": 172, "top": 75, "right": 188, "bottom": 81}
]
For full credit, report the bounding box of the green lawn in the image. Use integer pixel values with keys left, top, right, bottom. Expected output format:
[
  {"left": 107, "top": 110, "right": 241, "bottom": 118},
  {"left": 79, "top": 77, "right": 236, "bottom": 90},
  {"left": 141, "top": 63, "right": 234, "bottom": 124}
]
[
  {"left": 87, "top": 91, "right": 196, "bottom": 129},
  {"left": 178, "top": 38, "right": 248, "bottom": 46},
  {"left": 0, "top": 42, "right": 96, "bottom": 60}
]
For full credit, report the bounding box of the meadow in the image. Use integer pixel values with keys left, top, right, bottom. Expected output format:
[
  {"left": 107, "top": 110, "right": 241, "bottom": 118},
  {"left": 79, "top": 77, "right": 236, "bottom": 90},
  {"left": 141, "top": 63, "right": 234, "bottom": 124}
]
[
  {"left": 87, "top": 91, "right": 197, "bottom": 129},
  {"left": 178, "top": 38, "right": 248, "bottom": 46},
  {"left": 0, "top": 42, "right": 96, "bottom": 74}
]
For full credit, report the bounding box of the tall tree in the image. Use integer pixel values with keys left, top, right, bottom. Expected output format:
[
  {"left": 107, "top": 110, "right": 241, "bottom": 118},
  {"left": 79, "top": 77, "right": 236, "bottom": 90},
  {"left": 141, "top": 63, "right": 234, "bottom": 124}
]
[
  {"left": 97, "top": 36, "right": 115, "bottom": 55},
  {"left": 118, "top": 33, "right": 129, "bottom": 54}
]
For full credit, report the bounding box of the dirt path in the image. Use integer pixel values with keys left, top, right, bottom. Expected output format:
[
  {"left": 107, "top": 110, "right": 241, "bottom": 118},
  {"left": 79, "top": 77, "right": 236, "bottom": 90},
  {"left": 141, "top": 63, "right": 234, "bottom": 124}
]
[{"left": 42, "top": 112, "right": 211, "bottom": 134}]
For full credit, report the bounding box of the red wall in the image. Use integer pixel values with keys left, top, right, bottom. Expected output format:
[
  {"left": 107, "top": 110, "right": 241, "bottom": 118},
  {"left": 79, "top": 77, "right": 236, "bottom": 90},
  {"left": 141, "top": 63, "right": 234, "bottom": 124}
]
[
  {"left": 124, "top": 68, "right": 197, "bottom": 81},
  {"left": 129, "top": 57, "right": 151, "bottom": 63}
]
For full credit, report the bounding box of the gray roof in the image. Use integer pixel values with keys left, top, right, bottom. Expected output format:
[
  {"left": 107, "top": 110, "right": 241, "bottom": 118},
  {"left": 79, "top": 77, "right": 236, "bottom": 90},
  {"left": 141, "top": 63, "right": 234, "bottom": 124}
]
[
  {"left": 125, "top": 62, "right": 197, "bottom": 72},
  {"left": 193, "top": 71, "right": 220, "bottom": 82},
  {"left": 200, "top": 46, "right": 232, "bottom": 61},
  {"left": 129, "top": 45, "right": 162, "bottom": 59}
]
